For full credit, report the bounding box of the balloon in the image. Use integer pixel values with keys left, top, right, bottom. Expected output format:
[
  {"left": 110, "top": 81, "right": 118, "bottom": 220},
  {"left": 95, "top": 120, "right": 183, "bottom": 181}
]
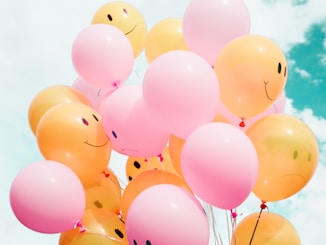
[
  {"left": 10, "top": 160, "right": 85, "bottom": 234},
  {"left": 214, "top": 34, "right": 288, "bottom": 118},
  {"left": 36, "top": 102, "right": 111, "bottom": 188},
  {"left": 215, "top": 90, "right": 287, "bottom": 131},
  {"left": 120, "top": 170, "right": 192, "bottom": 219},
  {"left": 28, "top": 85, "right": 91, "bottom": 135},
  {"left": 71, "top": 24, "right": 134, "bottom": 88},
  {"left": 125, "top": 146, "right": 178, "bottom": 181},
  {"left": 72, "top": 77, "right": 118, "bottom": 110},
  {"left": 85, "top": 169, "right": 122, "bottom": 214},
  {"left": 92, "top": 1, "right": 147, "bottom": 57},
  {"left": 97, "top": 85, "right": 169, "bottom": 158},
  {"left": 183, "top": 0, "right": 250, "bottom": 65},
  {"left": 181, "top": 122, "right": 258, "bottom": 209},
  {"left": 142, "top": 50, "right": 220, "bottom": 139},
  {"left": 126, "top": 184, "right": 209, "bottom": 245},
  {"left": 246, "top": 114, "right": 319, "bottom": 202},
  {"left": 145, "top": 18, "right": 188, "bottom": 63},
  {"left": 232, "top": 212, "right": 301, "bottom": 245},
  {"left": 168, "top": 135, "right": 185, "bottom": 176},
  {"left": 59, "top": 209, "right": 128, "bottom": 245}
]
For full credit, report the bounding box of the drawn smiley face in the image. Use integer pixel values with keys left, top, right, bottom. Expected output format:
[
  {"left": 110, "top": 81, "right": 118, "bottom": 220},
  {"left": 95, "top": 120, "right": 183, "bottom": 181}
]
[
  {"left": 36, "top": 102, "right": 111, "bottom": 187},
  {"left": 92, "top": 2, "right": 147, "bottom": 57},
  {"left": 214, "top": 34, "right": 288, "bottom": 118}
]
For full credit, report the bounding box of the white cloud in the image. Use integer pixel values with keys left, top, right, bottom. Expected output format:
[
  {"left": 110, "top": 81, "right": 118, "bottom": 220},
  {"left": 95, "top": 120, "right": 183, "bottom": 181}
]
[{"left": 294, "top": 67, "right": 311, "bottom": 78}]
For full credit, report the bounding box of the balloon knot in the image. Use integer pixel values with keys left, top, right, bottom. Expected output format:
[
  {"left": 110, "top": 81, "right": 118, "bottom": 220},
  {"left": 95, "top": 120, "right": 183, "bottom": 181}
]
[
  {"left": 230, "top": 209, "right": 238, "bottom": 218},
  {"left": 239, "top": 118, "right": 246, "bottom": 127},
  {"left": 260, "top": 201, "right": 268, "bottom": 210},
  {"left": 158, "top": 153, "right": 163, "bottom": 162},
  {"left": 144, "top": 158, "right": 148, "bottom": 162},
  {"left": 102, "top": 170, "right": 110, "bottom": 178},
  {"left": 112, "top": 80, "right": 120, "bottom": 88},
  {"left": 74, "top": 220, "right": 86, "bottom": 233}
]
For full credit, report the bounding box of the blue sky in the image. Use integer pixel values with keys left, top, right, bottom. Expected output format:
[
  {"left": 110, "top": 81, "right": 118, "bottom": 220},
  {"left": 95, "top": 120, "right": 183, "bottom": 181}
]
[{"left": 1, "top": 0, "right": 325, "bottom": 244}]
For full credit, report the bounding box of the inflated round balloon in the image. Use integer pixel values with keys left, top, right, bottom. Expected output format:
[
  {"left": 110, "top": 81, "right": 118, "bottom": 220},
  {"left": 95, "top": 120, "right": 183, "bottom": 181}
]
[
  {"left": 232, "top": 212, "right": 301, "bottom": 245},
  {"left": 246, "top": 114, "right": 319, "bottom": 202},
  {"left": 183, "top": 0, "right": 250, "bottom": 65},
  {"left": 142, "top": 50, "right": 220, "bottom": 139},
  {"left": 126, "top": 184, "right": 209, "bottom": 245},
  {"left": 92, "top": 1, "right": 147, "bottom": 57},
  {"left": 97, "top": 85, "right": 169, "bottom": 158},
  {"left": 214, "top": 34, "right": 288, "bottom": 118},
  {"left": 72, "top": 77, "right": 118, "bottom": 110},
  {"left": 145, "top": 18, "right": 188, "bottom": 63},
  {"left": 125, "top": 146, "right": 177, "bottom": 182},
  {"left": 85, "top": 170, "right": 122, "bottom": 214},
  {"left": 59, "top": 209, "right": 128, "bottom": 245},
  {"left": 36, "top": 102, "right": 111, "bottom": 188},
  {"left": 10, "top": 160, "right": 85, "bottom": 234},
  {"left": 71, "top": 24, "right": 134, "bottom": 88},
  {"left": 28, "top": 85, "right": 91, "bottom": 135},
  {"left": 181, "top": 122, "right": 258, "bottom": 209},
  {"left": 121, "top": 170, "right": 192, "bottom": 219}
]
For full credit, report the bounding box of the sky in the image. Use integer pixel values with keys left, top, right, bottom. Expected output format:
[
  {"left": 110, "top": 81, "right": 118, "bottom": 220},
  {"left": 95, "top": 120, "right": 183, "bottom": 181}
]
[{"left": 0, "top": 0, "right": 325, "bottom": 244}]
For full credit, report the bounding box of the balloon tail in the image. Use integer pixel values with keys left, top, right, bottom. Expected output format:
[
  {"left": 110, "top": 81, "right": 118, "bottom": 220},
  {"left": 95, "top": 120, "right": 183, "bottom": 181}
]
[
  {"left": 158, "top": 153, "right": 164, "bottom": 162},
  {"left": 249, "top": 201, "right": 268, "bottom": 245},
  {"left": 239, "top": 118, "right": 246, "bottom": 128},
  {"left": 74, "top": 220, "right": 87, "bottom": 233}
]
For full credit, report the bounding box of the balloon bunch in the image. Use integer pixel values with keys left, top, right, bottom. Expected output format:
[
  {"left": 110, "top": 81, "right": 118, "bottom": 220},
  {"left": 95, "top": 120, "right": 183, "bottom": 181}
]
[{"left": 10, "top": 1, "right": 320, "bottom": 245}]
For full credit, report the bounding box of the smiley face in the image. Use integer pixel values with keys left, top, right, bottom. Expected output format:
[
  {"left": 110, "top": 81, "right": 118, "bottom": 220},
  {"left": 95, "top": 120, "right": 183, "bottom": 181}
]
[
  {"left": 36, "top": 102, "right": 111, "bottom": 188},
  {"left": 246, "top": 114, "right": 319, "bottom": 202},
  {"left": 214, "top": 34, "right": 288, "bottom": 118},
  {"left": 92, "top": 2, "right": 147, "bottom": 57}
]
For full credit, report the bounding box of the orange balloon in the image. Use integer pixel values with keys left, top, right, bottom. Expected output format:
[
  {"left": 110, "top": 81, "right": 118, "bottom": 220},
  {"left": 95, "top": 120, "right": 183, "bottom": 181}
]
[
  {"left": 85, "top": 169, "right": 122, "bottom": 214},
  {"left": 145, "top": 18, "right": 188, "bottom": 63},
  {"left": 125, "top": 146, "right": 178, "bottom": 181},
  {"left": 36, "top": 102, "right": 111, "bottom": 188},
  {"left": 232, "top": 212, "right": 301, "bottom": 245},
  {"left": 28, "top": 85, "right": 91, "bottom": 135},
  {"left": 92, "top": 2, "right": 147, "bottom": 57},
  {"left": 246, "top": 114, "right": 319, "bottom": 202},
  {"left": 120, "top": 169, "right": 192, "bottom": 219},
  {"left": 168, "top": 135, "right": 185, "bottom": 176},
  {"left": 214, "top": 35, "right": 288, "bottom": 118},
  {"left": 59, "top": 209, "right": 128, "bottom": 245}
]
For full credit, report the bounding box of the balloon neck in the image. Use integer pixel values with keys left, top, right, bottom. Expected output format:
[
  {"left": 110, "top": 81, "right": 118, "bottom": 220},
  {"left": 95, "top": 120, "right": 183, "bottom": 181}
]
[
  {"left": 230, "top": 209, "right": 238, "bottom": 219},
  {"left": 74, "top": 220, "right": 86, "bottom": 233},
  {"left": 260, "top": 201, "right": 268, "bottom": 210},
  {"left": 158, "top": 153, "right": 163, "bottom": 162},
  {"left": 112, "top": 80, "right": 120, "bottom": 88},
  {"left": 239, "top": 118, "right": 246, "bottom": 128},
  {"left": 102, "top": 169, "right": 110, "bottom": 178}
]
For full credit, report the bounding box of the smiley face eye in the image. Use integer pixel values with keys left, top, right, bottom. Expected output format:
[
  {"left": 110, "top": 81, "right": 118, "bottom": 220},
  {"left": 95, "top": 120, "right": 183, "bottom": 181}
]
[
  {"left": 146, "top": 240, "right": 152, "bottom": 245},
  {"left": 112, "top": 130, "right": 117, "bottom": 138},
  {"left": 82, "top": 118, "right": 89, "bottom": 126},
  {"left": 284, "top": 66, "right": 287, "bottom": 77},
  {"left": 107, "top": 14, "right": 113, "bottom": 21},
  {"left": 115, "top": 229, "right": 124, "bottom": 239},
  {"left": 92, "top": 114, "right": 99, "bottom": 121},
  {"left": 278, "top": 62, "right": 282, "bottom": 74},
  {"left": 123, "top": 8, "right": 128, "bottom": 15}
]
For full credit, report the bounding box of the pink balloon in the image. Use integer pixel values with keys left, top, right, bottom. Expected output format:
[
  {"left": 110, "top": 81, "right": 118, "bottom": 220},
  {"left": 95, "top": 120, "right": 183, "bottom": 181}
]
[
  {"left": 126, "top": 184, "right": 209, "bottom": 245},
  {"left": 72, "top": 77, "right": 118, "bottom": 110},
  {"left": 183, "top": 0, "right": 250, "bottom": 65},
  {"left": 10, "top": 160, "right": 85, "bottom": 234},
  {"left": 181, "top": 122, "right": 258, "bottom": 209},
  {"left": 71, "top": 24, "right": 134, "bottom": 88},
  {"left": 216, "top": 90, "right": 287, "bottom": 130},
  {"left": 142, "top": 50, "right": 220, "bottom": 139},
  {"left": 97, "top": 85, "right": 170, "bottom": 158}
]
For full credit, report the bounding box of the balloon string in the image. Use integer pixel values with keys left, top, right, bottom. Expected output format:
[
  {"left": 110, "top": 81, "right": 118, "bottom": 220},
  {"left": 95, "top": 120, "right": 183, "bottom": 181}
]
[
  {"left": 249, "top": 201, "right": 268, "bottom": 245},
  {"left": 230, "top": 209, "right": 238, "bottom": 245}
]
